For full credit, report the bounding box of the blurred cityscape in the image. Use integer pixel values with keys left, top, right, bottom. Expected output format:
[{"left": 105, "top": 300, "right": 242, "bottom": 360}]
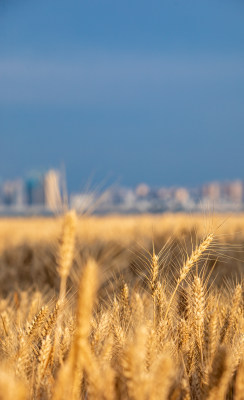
[{"left": 1, "top": 169, "right": 244, "bottom": 215}]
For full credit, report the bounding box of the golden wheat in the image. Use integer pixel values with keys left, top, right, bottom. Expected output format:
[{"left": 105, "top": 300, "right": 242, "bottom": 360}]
[{"left": 0, "top": 214, "right": 242, "bottom": 399}]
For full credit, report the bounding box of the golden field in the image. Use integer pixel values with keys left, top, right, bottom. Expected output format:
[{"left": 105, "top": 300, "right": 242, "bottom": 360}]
[{"left": 0, "top": 213, "right": 244, "bottom": 400}]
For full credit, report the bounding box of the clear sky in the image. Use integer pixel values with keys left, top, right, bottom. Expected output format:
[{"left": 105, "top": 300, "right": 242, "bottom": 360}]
[{"left": 0, "top": 0, "right": 244, "bottom": 191}]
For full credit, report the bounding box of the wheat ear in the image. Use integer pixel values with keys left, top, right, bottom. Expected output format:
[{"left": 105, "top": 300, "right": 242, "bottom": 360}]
[
  {"left": 207, "top": 310, "right": 219, "bottom": 363},
  {"left": 70, "top": 258, "right": 98, "bottom": 400},
  {"left": 191, "top": 276, "right": 205, "bottom": 356},
  {"left": 221, "top": 284, "right": 242, "bottom": 344},
  {"left": 164, "top": 233, "right": 213, "bottom": 319},
  {"left": 150, "top": 250, "right": 160, "bottom": 325},
  {"left": 26, "top": 306, "right": 49, "bottom": 339},
  {"left": 35, "top": 335, "right": 52, "bottom": 398},
  {"left": 150, "top": 250, "right": 159, "bottom": 295},
  {"left": 57, "top": 210, "right": 77, "bottom": 300}
]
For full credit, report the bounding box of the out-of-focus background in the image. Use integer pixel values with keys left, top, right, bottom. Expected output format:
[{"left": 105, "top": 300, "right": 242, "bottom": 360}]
[{"left": 1, "top": 0, "right": 244, "bottom": 215}]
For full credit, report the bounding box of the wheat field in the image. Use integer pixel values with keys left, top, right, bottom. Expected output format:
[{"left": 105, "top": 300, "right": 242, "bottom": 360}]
[{"left": 0, "top": 212, "right": 244, "bottom": 400}]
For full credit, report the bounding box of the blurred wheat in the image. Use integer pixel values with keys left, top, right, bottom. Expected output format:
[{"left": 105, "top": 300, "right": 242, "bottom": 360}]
[{"left": 0, "top": 213, "right": 243, "bottom": 399}]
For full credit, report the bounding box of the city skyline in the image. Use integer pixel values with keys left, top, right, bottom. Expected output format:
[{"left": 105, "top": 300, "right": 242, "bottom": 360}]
[
  {"left": 1, "top": 166, "right": 244, "bottom": 191},
  {"left": 1, "top": 167, "right": 244, "bottom": 214}
]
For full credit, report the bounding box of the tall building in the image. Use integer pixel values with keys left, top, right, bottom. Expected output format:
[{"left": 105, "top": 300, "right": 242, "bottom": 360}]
[
  {"left": 226, "top": 180, "right": 243, "bottom": 204},
  {"left": 26, "top": 174, "right": 45, "bottom": 205},
  {"left": 2, "top": 180, "right": 25, "bottom": 206},
  {"left": 202, "top": 182, "right": 221, "bottom": 202},
  {"left": 174, "top": 188, "right": 189, "bottom": 204},
  {"left": 135, "top": 183, "right": 150, "bottom": 198},
  {"left": 44, "top": 169, "right": 62, "bottom": 211}
]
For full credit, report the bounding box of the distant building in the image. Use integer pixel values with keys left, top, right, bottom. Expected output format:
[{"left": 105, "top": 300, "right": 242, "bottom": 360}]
[
  {"left": 44, "top": 169, "right": 62, "bottom": 210},
  {"left": 2, "top": 179, "right": 25, "bottom": 206},
  {"left": 202, "top": 182, "right": 221, "bottom": 202},
  {"left": 135, "top": 183, "right": 150, "bottom": 198},
  {"left": 225, "top": 180, "right": 243, "bottom": 204},
  {"left": 157, "top": 187, "right": 173, "bottom": 201},
  {"left": 25, "top": 169, "right": 62, "bottom": 208},
  {"left": 174, "top": 188, "right": 189, "bottom": 204},
  {"left": 26, "top": 174, "right": 45, "bottom": 205}
]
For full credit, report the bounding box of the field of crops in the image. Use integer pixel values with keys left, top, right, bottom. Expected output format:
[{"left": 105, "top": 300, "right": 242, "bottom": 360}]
[{"left": 0, "top": 213, "right": 244, "bottom": 400}]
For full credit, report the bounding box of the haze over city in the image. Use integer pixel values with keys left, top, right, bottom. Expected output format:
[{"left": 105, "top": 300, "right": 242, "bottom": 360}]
[{"left": 1, "top": 0, "right": 244, "bottom": 192}]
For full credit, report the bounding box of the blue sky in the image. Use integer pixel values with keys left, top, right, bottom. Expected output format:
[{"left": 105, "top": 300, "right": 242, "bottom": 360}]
[{"left": 0, "top": 0, "right": 244, "bottom": 191}]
